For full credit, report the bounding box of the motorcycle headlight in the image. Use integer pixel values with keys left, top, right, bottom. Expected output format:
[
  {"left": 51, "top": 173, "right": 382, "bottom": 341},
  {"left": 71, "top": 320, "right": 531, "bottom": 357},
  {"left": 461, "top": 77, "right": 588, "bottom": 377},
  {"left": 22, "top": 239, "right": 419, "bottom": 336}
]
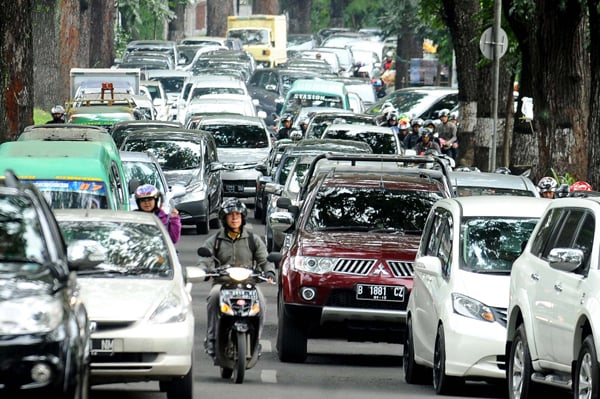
[
  {"left": 0, "top": 295, "right": 63, "bottom": 334},
  {"left": 451, "top": 293, "right": 495, "bottom": 322},
  {"left": 149, "top": 292, "right": 188, "bottom": 324},
  {"left": 291, "top": 256, "right": 338, "bottom": 274}
]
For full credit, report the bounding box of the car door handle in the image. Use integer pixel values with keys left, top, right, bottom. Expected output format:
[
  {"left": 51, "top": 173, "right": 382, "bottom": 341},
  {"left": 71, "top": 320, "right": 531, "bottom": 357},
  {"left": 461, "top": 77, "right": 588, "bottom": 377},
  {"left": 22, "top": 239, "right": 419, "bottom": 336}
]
[
  {"left": 530, "top": 273, "right": 539, "bottom": 281},
  {"left": 554, "top": 282, "right": 563, "bottom": 292}
]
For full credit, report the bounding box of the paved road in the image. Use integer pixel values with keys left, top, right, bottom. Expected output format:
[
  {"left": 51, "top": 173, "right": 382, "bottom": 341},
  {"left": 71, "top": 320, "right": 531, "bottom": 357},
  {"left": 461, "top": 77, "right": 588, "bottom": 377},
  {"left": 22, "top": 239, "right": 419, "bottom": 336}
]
[{"left": 89, "top": 219, "right": 568, "bottom": 399}]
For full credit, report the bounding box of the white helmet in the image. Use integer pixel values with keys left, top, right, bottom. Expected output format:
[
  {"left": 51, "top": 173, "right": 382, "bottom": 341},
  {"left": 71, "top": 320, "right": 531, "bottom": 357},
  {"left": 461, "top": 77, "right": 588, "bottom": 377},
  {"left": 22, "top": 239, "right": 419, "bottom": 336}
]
[{"left": 51, "top": 105, "right": 65, "bottom": 114}]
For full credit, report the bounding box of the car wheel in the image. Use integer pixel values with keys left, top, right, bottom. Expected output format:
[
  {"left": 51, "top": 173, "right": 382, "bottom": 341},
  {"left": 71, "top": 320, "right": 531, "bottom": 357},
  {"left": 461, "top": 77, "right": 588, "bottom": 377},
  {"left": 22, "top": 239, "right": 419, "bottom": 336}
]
[
  {"left": 433, "top": 325, "right": 461, "bottom": 395},
  {"left": 196, "top": 208, "right": 210, "bottom": 235},
  {"left": 403, "top": 317, "right": 430, "bottom": 385},
  {"left": 575, "top": 335, "right": 599, "bottom": 399},
  {"left": 508, "top": 325, "right": 538, "bottom": 399},
  {"left": 165, "top": 363, "right": 193, "bottom": 399},
  {"left": 276, "top": 291, "right": 307, "bottom": 363},
  {"left": 254, "top": 200, "right": 263, "bottom": 221}
]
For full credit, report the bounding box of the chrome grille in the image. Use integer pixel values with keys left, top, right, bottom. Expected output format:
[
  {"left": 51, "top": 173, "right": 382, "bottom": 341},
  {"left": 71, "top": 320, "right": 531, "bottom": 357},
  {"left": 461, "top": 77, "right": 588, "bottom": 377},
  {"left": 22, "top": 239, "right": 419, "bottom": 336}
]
[
  {"left": 386, "top": 261, "right": 415, "bottom": 277},
  {"left": 333, "top": 258, "right": 376, "bottom": 275}
]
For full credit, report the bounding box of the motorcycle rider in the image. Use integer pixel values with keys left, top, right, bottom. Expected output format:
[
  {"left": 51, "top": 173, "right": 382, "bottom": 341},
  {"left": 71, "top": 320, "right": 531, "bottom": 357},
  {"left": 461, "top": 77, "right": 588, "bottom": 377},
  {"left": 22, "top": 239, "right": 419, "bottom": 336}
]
[
  {"left": 437, "top": 108, "right": 459, "bottom": 159},
  {"left": 403, "top": 118, "right": 423, "bottom": 150},
  {"left": 47, "top": 105, "right": 66, "bottom": 124},
  {"left": 201, "top": 198, "right": 276, "bottom": 357},
  {"left": 134, "top": 184, "right": 181, "bottom": 244},
  {"left": 276, "top": 114, "right": 294, "bottom": 140},
  {"left": 537, "top": 176, "right": 558, "bottom": 199}
]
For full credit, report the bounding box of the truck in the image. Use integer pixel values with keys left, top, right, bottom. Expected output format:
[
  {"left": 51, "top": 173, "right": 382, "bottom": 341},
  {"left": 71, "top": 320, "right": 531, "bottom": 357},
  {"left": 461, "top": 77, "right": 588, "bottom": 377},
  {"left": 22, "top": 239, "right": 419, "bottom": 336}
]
[
  {"left": 69, "top": 68, "right": 141, "bottom": 100},
  {"left": 226, "top": 14, "right": 287, "bottom": 68}
]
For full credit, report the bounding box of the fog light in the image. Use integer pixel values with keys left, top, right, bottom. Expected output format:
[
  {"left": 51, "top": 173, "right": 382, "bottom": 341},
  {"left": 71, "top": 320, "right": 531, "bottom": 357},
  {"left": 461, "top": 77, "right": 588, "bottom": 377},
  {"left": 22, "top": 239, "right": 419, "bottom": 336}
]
[
  {"left": 31, "top": 363, "right": 52, "bottom": 383},
  {"left": 300, "top": 287, "right": 316, "bottom": 301}
]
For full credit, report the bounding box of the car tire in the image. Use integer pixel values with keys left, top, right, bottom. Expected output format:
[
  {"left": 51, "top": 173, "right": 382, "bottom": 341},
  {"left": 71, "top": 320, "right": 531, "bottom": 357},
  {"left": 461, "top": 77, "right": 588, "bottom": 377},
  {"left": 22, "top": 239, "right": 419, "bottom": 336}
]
[
  {"left": 403, "top": 317, "right": 430, "bottom": 385},
  {"left": 574, "top": 335, "right": 599, "bottom": 399},
  {"left": 433, "top": 325, "right": 462, "bottom": 395},
  {"left": 209, "top": 216, "right": 221, "bottom": 229},
  {"left": 508, "top": 324, "right": 538, "bottom": 399},
  {"left": 165, "top": 363, "right": 193, "bottom": 399},
  {"left": 277, "top": 291, "right": 307, "bottom": 363},
  {"left": 196, "top": 207, "right": 210, "bottom": 235},
  {"left": 254, "top": 201, "right": 263, "bottom": 221}
]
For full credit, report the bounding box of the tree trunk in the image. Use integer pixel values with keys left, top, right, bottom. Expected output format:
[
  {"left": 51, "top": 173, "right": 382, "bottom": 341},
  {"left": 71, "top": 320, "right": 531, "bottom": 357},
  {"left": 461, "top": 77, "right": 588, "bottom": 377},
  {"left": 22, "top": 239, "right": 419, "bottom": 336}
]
[
  {"left": 329, "top": 0, "right": 348, "bottom": 27},
  {"left": 1, "top": 0, "right": 34, "bottom": 141},
  {"left": 253, "top": 0, "right": 280, "bottom": 14},
  {"left": 588, "top": 0, "right": 600, "bottom": 190},
  {"left": 532, "top": 1, "right": 588, "bottom": 182},
  {"left": 207, "top": 0, "right": 233, "bottom": 37},
  {"left": 168, "top": 2, "right": 187, "bottom": 42},
  {"left": 32, "top": 0, "right": 60, "bottom": 114},
  {"left": 287, "top": 0, "right": 311, "bottom": 34},
  {"left": 440, "top": 0, "right": 481, "bottom": 168},
  {"left": 89, "top": 0, "right": 115, "bottom": 68}
]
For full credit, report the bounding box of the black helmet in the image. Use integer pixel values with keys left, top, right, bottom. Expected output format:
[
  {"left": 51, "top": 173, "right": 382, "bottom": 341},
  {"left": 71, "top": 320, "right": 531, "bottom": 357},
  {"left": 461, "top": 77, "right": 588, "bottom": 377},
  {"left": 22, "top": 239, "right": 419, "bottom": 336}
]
[
  {"left": 219, "top": 198, "right": 247, "bottom": 225},
  {"left": 282, "top": 113, "right": 293, "bottom": 123},
  {"left": 134, "top": 184, "right": 162, "bottom": 211}
]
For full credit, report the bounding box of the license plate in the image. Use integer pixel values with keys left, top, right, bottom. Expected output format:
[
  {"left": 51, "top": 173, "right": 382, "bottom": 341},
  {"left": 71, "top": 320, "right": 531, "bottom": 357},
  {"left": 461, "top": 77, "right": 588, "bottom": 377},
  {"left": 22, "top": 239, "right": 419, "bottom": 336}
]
[
  {"left": 91, "top": 338, "right": 123, "bottom": 355},
  {"left": 225, "top": 184, "right": 244, "bottom": 193},
  {"left": 356, "top": 284, "right": 405, "bottom": 302}
]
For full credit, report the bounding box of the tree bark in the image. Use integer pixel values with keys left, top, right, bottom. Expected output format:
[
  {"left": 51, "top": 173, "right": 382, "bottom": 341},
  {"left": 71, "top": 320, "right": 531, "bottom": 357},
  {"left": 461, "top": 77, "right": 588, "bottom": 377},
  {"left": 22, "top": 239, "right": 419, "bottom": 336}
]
[
  {"left": 440, "top": 0, "right": 481, "bottom": 168},
  {"left": 168, "top": 2, "right": 187, "bottom": 42},
  {"left": 32, "top": 0, "right": 60, "bottom": 114},
  {"left": 330, "top": 0, "right": 349, "bottom": 27},
  {"left": 207, "top": 0, "right": 233, "bottom": 37},
  {"left": 253, "top": 0, "right": 280, "bottom": 14},
  {"left": 287, "top": 0, "right": 312, "bottom": 34},
  {"left": 588, "top": 0, "right": 600, "bottom": 190},
  {"left": 89, "top": 0, "right": 115, "bottom": 68},
  {"left": 1, "top": 0, "right": 34, "bottom": 141}
]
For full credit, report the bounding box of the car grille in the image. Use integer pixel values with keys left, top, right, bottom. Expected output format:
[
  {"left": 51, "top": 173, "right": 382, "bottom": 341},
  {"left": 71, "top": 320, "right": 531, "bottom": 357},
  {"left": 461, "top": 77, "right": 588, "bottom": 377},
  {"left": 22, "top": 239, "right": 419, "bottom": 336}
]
[
  {"left": 91, "top": 321, "right": 136, "bottom": 332},
  {"left": 326, "top": 289, "right": 408, "bottom": 310},
  {"left": 92, "top": 352, "right": 159, "bottom": 364},
  {"left": 386, "top": 261, "right": 415, "bottom": 277},
  {"left": 333, "top": 258, "right": 376, "bottom": 275},
  {"left": 492, "top": 307, "right": 507, "bottom": 327}
]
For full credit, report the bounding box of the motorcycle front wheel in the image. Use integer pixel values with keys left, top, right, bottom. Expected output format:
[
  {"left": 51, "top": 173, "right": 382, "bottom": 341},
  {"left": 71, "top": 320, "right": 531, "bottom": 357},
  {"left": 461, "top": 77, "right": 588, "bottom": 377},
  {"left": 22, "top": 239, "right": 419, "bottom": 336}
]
[{"left": 233, "top": 331, "right": 247, "bottom": 384}]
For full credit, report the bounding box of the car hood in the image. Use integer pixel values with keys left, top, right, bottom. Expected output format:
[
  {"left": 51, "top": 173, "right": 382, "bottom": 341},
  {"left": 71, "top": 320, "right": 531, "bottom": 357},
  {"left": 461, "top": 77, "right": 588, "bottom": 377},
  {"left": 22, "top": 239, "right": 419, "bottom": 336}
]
[
  {"left": 163, "top": 169, "right": 197, "bottom": 186},
  {"left": 0, "top": 268, "right": 56, "bottom": 300},
  {"left": 78, "top": 278, "right": 175, "bottom": 321},
  {"left": 297, "top": 230, "right": 420, "bottom": 260},
  {"left": 454, "top": 270, "right": 510, "bottom": 308},
  {"left": 219, "top": 148, "right": 268, "bottom": 167}
]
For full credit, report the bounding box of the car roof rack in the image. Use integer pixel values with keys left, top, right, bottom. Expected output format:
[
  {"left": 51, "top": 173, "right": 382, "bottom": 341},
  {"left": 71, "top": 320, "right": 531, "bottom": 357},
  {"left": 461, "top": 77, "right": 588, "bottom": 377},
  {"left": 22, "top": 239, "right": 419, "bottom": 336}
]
[{"left": 298, "top": 153, "right": 454, "bottom": 202}]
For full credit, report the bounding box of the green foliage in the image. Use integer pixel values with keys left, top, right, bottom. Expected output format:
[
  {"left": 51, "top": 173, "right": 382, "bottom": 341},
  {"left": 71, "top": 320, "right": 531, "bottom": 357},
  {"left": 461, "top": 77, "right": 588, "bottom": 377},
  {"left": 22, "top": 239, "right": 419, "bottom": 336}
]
[
  {"left": 551, "top": 168, "right": 577, "bottom": 186},
  {"left": 34, "top": 108, "right": 50, "bottom": 125}
]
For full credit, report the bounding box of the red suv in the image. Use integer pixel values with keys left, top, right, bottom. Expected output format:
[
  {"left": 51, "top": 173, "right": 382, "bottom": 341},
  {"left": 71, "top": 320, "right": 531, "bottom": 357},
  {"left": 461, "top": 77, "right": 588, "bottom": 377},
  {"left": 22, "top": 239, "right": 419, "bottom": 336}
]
[{"left": 271, "top": 154, "right": 451, "bottom": 362}]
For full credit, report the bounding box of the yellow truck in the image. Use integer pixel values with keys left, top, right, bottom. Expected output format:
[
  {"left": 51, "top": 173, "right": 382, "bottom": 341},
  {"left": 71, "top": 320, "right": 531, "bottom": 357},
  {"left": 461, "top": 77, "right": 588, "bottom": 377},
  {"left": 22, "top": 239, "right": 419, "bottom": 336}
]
[{"left": 226, "top": 14, "right": 287, "bottom": 68}]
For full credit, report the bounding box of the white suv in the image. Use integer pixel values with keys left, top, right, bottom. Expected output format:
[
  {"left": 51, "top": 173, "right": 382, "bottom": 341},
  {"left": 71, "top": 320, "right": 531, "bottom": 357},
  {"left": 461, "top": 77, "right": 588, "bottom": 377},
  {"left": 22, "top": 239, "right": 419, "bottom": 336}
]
[{"left": 506, "top": 196, "right": 600, "bottom": 399}]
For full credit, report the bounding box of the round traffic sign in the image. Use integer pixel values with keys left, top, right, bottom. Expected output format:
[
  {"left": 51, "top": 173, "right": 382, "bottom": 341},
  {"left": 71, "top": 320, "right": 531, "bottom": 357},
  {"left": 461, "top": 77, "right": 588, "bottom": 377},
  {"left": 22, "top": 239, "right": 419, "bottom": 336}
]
[{"left": 479, "top": 27, "right": 508, "bottom": 60}]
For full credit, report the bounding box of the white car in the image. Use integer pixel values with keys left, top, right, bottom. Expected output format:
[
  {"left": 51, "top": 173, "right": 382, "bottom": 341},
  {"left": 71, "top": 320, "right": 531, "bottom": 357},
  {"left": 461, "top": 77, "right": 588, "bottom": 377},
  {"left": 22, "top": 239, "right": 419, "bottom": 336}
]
[
  {"left": 404, "top": 196, "right": 549, "bottom": 394},
  {"left": 54, "top": 209, "right": 205, "bottom": 399}
]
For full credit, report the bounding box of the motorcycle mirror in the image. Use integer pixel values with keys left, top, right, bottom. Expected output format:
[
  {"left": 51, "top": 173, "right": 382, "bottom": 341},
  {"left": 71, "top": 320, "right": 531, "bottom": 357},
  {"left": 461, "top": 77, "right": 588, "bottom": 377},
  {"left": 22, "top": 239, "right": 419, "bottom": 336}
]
[{"left": 197, "top": 247, "right": 212, "bottom": 257}]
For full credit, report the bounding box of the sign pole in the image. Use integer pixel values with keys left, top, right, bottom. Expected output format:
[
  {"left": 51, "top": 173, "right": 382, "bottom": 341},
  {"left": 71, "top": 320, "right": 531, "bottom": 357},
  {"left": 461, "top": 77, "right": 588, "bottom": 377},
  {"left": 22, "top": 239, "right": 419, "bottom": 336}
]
[{"left": 490, "top": 0, "right": 502, "bottom": 172}]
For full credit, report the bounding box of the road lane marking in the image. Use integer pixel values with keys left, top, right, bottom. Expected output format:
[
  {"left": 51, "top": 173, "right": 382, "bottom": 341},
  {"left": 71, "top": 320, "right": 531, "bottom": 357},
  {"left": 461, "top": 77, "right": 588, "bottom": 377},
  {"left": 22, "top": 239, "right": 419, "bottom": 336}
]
[{"left": 261, "top": 369, "right": 277, "bottom": 383}]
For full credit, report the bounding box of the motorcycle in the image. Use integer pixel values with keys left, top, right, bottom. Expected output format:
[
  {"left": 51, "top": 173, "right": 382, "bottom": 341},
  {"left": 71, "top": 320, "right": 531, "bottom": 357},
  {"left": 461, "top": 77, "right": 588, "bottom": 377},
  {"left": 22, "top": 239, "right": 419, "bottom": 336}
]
[{"left": 197, "top": 247, "right": 272, "bottom": 384}]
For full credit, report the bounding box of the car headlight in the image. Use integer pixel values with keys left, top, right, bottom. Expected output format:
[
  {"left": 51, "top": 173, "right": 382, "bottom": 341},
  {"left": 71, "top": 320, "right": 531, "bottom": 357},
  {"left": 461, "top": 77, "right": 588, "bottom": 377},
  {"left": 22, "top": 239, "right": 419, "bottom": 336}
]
[
  {"left": 451, "top": 293, "right": 495, "bottom": 322},
  {"left": 0, "top": 295, "right": 63, "bottom": 334},
  {"left": 291, "top": 256, "right": 338, "bottom": 274},
  {"left": 149, "top": 292, "right": 188, "bottom": 324}
]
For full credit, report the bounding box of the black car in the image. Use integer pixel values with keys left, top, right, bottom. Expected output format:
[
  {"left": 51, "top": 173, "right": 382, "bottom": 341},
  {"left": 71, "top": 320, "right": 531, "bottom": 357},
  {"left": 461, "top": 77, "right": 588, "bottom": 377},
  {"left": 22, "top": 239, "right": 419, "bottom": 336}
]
[
  {"left": 0, "top": 171, "right": 94, "bottom": 397},
  {"left": 247, "top": 68, "right": 322, "bottom": 127},
  {"left": 120, "top": 129, "right": 223, "bottom": 234},
  {"left": 109, "top": 120, "right": 183, "bottom": 148}
]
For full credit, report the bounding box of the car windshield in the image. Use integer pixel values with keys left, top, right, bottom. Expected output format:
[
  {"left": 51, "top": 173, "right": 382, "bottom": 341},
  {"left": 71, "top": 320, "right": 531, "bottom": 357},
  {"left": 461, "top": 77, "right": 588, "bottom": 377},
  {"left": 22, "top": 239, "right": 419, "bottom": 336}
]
[
  {"left": 122, "top": 138, "right": 201, "bottom": 170},
  {"left": 457, "top": 186, "right": 536, "bottom": 197},
  {"left": 306, "top": 186, "right": 442, "bottom": 232},
  {"left": 461, "top": 217, "right": 539, "bottom": 273},
  {"left": 0, "top": 195, "right": 48, "bottom": 265},
  {"left": 190, "top": 87, "right": 245, "bottom": 100},
  {"left": 201, "top": 124, "right": 269, "bottom": 148},
  {"left": 322, "top": 130, "right": 398, "bottom": 154},
  {"left": 122, "top": 160, "right": 167, "bottom": 194},
  {"left": 228, "top": 28, "right": 269, "bottom": 45},
  {"left": 29, "top": 179, "right": 109, "bottom": 209},
  {"left": 59, "top": 221, "right": 173, "bottom": 278}
]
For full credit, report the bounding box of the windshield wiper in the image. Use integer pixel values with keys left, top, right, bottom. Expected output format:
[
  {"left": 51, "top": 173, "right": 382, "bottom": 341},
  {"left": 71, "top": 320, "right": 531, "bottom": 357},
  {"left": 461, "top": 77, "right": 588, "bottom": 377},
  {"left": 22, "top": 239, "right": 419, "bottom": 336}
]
[
  {"left": 368, "top": 228, "right": 405, "bottom": 234},
  {"left": 76, "top": 269, "right": 129, "bottom": 277},
  {"left": 318, "top": 226, "right": 371, "bottom": 232},
  {"left": 468, "top": 268, "right": 511, "bottom": 275}
]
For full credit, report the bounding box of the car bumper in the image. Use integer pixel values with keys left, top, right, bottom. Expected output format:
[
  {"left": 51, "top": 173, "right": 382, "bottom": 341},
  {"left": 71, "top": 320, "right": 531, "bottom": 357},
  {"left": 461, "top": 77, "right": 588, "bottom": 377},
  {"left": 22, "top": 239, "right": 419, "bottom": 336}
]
[
  {"left": 174, "top": 198, "right": 208, "bottom": 225},
  {"left": 0, "top": 333, "right": 73, "bottom": 392},
  {"left": 443, "top": 314, "right": 506, "bottom": 379},
  {"left": 89, "top": 315, "right": 194, "bottom": 384}
]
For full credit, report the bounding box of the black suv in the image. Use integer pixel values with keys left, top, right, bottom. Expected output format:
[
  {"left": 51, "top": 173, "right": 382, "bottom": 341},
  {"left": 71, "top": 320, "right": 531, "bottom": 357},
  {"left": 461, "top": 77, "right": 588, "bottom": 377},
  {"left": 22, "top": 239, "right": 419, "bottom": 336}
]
[{"left": 0, "top": 171, "right": 92, "bottom": 397}]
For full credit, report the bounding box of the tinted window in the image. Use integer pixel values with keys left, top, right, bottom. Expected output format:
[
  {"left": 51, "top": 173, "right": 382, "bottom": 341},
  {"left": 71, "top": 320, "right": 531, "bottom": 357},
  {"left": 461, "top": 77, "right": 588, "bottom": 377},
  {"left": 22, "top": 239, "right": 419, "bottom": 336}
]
[
  {"left": 530, "top": 208, "right": 564, "bottom": 258},
  {"left": 305, "top": 186, "right": 442, "bottom": 232},
  {"left": 0, "top": 195, "right": 48, "bottom": 264},
  {"left": 122, "top": 138, "right": 201, "bottom": 170},
  {"left": 461, "top": 217, "right": 539, "bottom": 272},
  {"left": 201, "top": 124, "right": 269, "bottom": 148},
  {"left": 322, "top": 130, "right": 398, "bottom": 154}
]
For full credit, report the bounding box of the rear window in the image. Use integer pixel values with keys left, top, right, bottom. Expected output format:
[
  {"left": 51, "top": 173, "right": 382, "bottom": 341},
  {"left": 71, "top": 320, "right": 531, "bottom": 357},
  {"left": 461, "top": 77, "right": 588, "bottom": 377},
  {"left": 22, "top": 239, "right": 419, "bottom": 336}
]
[{"left": 201, "top": 124, "right": 269, "bottom": 148}]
